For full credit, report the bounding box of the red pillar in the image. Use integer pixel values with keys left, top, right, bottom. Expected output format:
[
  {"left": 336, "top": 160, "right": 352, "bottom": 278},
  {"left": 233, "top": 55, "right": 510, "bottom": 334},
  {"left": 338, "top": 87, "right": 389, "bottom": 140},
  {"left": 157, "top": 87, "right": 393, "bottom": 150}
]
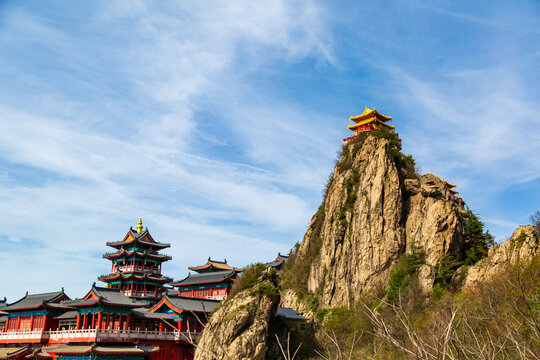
[
  {"left": 82, "top": 314, "right": 87, "bottom": 329},
  {"left": 16, "top": 317, "right": 21, "bottom": 331},
  {"left": 76, "top": 314, "right": 81, "bottom": 329},
  {"left": 29, "top": 315, "right": 35, "bottom": 331},
  {"left": 126, "top": 313, "right": 132, "bottom": 330},
  {"left": 97, "top": 312, "right": 102, "bottom": 329}
]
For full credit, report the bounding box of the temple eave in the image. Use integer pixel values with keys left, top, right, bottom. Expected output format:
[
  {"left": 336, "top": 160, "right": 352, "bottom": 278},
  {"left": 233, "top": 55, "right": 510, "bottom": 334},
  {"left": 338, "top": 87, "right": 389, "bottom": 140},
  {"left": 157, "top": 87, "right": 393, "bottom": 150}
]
[{"left": 347, "top": 121, "right": 395, "bottom": 130}]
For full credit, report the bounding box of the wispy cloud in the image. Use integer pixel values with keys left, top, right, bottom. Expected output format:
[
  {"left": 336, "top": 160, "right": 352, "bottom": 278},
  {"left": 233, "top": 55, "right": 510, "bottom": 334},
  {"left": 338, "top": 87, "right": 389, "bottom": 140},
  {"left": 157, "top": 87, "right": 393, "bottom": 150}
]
[
  {"left": 392, "top": 67, "right": 540, "bottom": 186},
  {"left": 0, "top": 0, "right": 335, "bottom": 300},
  {"left": 0, "top": 0, "right": 538, "bottom": 301}
]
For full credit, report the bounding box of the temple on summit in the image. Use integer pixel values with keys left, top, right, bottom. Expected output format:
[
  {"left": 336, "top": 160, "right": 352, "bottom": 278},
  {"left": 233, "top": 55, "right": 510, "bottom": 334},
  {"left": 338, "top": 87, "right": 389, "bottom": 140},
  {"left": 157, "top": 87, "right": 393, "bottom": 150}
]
[
  {"left": 442, "top": 180, "right": 459, "bottom": 195},
  {"left": 343, "top": 107, "right": 395, "bottom": 142},
  {"left": 348, "top": 107, "right": 395, "bottom": 134},
  {"left": 442, "top": 180, "right": 463, "bottom": 204},
  {"left": 0, "top": 219, "right": 302, "bottom": 360}
]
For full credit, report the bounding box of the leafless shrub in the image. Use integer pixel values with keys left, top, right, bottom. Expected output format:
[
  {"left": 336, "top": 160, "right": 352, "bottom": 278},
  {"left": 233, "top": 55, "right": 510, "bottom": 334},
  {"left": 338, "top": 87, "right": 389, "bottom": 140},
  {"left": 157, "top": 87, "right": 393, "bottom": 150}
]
[
  {"left": 363, "top": 257, "right": 540, "bottom": 360},
  {"left": 275, "top": 332, "right": 302, "bottom": 360}
]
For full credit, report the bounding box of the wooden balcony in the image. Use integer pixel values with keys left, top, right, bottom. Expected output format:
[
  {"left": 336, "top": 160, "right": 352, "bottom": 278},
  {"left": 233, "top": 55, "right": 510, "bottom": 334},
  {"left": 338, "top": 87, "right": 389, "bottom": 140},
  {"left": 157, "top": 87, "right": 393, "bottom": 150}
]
[
  {"left": 0, "top": 329, "right": 198, "bottom": 344},
  {"left": 0, "top": 330, "right": 46, "bottom": 344}
]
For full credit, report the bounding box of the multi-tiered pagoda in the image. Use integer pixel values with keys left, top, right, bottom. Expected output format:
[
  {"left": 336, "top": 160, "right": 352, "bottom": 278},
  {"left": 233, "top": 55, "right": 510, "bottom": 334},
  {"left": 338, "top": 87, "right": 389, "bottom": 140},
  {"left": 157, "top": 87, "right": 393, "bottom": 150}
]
[
  {"left": 347, "top": 106, "right": 395, "bottom": 134},
  {"left": 99, "top": 219, "right": 172, "bottom": 303},
  {"left": 0, "top": 219, "right": 306, "bottom": 360}
]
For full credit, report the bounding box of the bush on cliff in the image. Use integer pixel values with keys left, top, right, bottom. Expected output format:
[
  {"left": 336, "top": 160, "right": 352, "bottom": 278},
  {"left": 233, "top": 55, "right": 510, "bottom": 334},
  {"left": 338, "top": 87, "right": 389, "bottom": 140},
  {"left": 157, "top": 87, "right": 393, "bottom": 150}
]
[
  {"left": 385, "top": 241, "right": 426, "bottom": 304},
  {"left": 461, "top": 209, "right": 494, "bottom": 265},
  {"left": 228, "top": 262, "right": 266, "bottom": 299}
]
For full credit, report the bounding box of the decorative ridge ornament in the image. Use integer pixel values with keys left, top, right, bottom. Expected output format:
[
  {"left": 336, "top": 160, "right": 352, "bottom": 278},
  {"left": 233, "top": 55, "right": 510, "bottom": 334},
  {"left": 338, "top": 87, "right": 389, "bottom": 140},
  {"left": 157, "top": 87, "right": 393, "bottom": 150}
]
[{"left": 137, "top": 218, "right": 143, "bottom": 234}]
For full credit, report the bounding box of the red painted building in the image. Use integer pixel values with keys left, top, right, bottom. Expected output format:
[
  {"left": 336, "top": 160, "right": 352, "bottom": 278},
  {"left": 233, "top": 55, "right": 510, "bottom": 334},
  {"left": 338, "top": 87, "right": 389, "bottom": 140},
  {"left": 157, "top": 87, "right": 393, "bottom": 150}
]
[
  {"left": 0, "top": 220, "right": 206, "bottom": 360},
  {"left": 0, "top": 219, "right": 304, "bottom": 360},
  {"left": 170, "top": 258, "right": 241, "bottom": 300},
  {"left": 99, "top": 218, "right": 172, "bottom": 303}
]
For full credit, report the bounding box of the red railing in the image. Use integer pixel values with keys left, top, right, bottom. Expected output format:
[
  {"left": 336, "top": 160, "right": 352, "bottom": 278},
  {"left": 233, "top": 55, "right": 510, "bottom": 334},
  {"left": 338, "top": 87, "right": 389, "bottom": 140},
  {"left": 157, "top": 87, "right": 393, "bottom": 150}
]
[{"left": 0, "top": 329, "right": 199, "bottom": 344}]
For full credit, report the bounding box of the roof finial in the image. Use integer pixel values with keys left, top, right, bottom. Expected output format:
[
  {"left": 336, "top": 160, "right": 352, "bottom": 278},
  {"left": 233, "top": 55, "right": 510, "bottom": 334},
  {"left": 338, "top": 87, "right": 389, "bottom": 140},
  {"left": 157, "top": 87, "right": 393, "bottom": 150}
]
[{"left": 137, "top": 218, "right": 143, "bottom": 234}]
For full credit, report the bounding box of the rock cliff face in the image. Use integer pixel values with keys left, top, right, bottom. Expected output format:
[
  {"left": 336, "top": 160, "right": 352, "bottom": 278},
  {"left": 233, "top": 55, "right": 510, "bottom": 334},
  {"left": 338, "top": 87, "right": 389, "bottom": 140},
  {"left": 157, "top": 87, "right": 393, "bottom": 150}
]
[
  {"left": 282, "top": 135, "right": 465, "bottom": 310},
  {"left": 405, "top": 174, "right": 465, "bottom": 293},
  {"left": 194, "top": 269, "right": 279, "bottom": 360},
  {"left": 463, "top": 225, "right": 539, "bottom": 287}
]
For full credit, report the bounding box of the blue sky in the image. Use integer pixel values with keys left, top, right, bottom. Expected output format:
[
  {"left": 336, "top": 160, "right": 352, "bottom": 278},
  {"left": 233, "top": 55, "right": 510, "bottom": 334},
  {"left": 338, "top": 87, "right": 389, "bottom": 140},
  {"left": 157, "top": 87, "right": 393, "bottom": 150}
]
[{"left": 0, "top": 1, "right": 539, "bottom": 302}]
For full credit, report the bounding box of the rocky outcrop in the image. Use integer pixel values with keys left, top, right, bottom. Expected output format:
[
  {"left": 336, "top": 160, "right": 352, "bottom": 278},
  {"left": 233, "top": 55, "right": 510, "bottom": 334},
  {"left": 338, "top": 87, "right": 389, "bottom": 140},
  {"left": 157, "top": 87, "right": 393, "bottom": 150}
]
[
  {"left": 194, "top": 269, "right": 279, "bottom": 360},
  {"left": 405, "top": 174, "right": 464, "bottom": 293},
  {"left": 282, "top": 135, "right": 465, "bottom": 310},
  {"left": 463, "top": 225, "right": 539, "bottom": 287}
]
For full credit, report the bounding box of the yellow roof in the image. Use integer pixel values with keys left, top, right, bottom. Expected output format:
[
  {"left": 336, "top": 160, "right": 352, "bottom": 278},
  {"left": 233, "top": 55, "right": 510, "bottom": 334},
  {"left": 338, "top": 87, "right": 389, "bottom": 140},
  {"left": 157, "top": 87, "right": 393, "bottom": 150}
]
[
  {"left": 350, "top": 107, "right": 393, "bottom": 123},
  {"left": 347, "top": 119, "right": 395, "bottom": 130},
  {"left": 442, "top": 180, "right": 459, "bottom": 194},
  {"left": 442, "top": 180, "right": 457, "bottom": 188}
]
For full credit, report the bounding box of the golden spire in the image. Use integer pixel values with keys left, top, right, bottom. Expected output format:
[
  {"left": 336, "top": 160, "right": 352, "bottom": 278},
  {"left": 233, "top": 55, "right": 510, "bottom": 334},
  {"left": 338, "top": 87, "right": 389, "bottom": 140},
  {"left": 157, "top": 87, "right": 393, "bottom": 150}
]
[{"left": 137, "top": 218, "right": 143, "bottom": 234}]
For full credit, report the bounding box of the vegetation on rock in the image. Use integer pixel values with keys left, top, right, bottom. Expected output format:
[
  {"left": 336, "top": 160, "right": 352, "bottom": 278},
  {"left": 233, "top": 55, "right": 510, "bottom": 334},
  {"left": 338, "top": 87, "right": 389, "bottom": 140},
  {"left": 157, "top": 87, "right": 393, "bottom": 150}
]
[
  {"left": 198, "top": 131, "right": 540, "bottom": 360},
  {"left": 461, "top": 209, "right": 494, "bottom": 265},
  {"left": 228, "top": 262, "right": 267, "bottom": 299},
  {"left": 385, "top": 241, "right": 426, "bottom": 304}
]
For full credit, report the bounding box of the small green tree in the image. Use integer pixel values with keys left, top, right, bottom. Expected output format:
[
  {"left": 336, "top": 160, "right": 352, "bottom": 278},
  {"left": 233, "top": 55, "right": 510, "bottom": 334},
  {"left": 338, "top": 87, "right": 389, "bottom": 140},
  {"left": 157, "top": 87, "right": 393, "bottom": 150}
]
[
  {"left": 386, "top": 241, "right": 426, "bottom": 304},
  {"left": 462, "top": 209, "right": 494, "bottom": 265},
  {"left": 434, "top": 253, "right": 461, "bottom": 285}
]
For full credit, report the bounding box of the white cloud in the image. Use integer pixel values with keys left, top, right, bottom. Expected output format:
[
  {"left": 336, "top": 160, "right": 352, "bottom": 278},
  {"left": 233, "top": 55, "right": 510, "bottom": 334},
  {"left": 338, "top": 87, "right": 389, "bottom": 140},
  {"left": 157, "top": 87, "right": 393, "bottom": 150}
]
[
  {"left": 393, "top": 67, "right": 540, "bottom": 187},
  {"left": 0, "top": 1, "right": 334, "bottom": 300}
]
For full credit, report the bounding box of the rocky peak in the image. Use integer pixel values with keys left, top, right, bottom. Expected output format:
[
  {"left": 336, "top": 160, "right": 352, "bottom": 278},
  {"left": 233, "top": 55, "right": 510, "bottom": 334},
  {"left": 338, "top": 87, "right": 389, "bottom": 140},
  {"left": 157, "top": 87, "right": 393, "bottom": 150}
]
[
  {"left": 281, "top": 134, "right": 466, "bottom": 310},
  {"left": 194, "top": 268, "right": 280, "bottom": 360}
]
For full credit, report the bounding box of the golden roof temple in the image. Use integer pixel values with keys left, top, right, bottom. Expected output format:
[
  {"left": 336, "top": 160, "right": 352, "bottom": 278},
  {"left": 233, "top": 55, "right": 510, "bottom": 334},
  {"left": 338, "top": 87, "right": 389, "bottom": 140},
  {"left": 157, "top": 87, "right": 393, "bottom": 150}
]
[
  {"left": 442, "top": 180, "right": 459, "bottom": 195},
  {"left": 347, "top": 107, "right": 395, "bottom": 135}
]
